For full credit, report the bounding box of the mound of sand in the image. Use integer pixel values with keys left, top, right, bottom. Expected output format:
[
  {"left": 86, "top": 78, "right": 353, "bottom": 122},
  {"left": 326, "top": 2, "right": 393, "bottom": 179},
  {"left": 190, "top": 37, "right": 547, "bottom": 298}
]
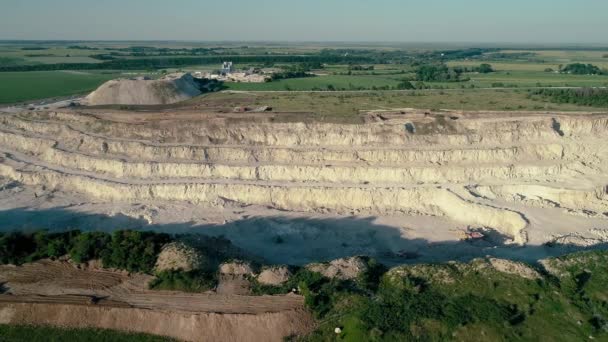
[
  {"left": 306, "top": 256, "right": 369, "bottom": 280},
  {"left": 219, "top": 261, "right": 255, "bottom": 276},
  {"left": 155, "top": 242, "right": 206, "bottom": 272},
  {"left": 84, "top": 73, "right": 202, "bottom": 105},
  {"left": 257, "top": 266, "right": 292, "bottom": 285}
]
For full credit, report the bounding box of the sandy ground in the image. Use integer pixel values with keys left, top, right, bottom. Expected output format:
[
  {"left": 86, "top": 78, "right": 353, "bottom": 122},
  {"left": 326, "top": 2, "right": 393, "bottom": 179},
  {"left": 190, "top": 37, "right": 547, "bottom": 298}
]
[{"left": 0, "top": 178, "right": 605, "bottom": 266}]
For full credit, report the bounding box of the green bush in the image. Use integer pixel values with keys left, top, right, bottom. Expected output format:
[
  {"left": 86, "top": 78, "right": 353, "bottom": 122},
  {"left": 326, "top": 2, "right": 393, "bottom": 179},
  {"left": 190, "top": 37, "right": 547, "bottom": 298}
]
[
  {"left": 101, "top": 230, "right": 171, "bottom": 273},
  {"left": 0, "top": 230, "right": 171, "bottom": 273},
  {"left": 69, "top": 232, "right": 110, "bottom": 263},
  {"left": 149, "top": 270, "right": 217, "bottom": 292}
]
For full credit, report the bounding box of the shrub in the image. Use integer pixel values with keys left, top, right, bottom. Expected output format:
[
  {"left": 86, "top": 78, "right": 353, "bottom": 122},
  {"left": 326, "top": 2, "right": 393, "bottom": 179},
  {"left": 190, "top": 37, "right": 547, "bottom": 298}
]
[{"left": 149, "top": 270, "right": 217, "bottom": 292}]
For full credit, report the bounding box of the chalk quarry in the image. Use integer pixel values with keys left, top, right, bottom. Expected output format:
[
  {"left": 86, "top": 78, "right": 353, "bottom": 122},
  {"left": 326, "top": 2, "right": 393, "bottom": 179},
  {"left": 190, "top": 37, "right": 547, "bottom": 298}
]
[{"left": 1, "top": 109, "right": 607, "bottom": 258}]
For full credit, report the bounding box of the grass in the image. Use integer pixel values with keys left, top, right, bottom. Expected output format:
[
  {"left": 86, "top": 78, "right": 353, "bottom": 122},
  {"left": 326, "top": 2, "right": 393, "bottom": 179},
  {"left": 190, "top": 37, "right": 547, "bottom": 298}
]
[
  {"left": 0, "top": 325, "right": 176, "bottom": 341},
  {"left": 301, "top": 252, "right": 608, "bottom": 341},
  {"left": 194, "top": 89, "right": 598, "bottom": 118},
  {"left": 469, "top": 71, "right": 608, "bottom": 87},
  {"left": 0, "top": 71, "right": 123, "bottom": 104},
  {"left": 225, "top": 74, "right": 406, "bottom": 91}
]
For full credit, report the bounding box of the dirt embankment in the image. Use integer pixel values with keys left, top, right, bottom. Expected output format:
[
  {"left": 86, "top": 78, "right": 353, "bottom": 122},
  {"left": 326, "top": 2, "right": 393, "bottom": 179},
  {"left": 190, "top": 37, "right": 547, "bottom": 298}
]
[
  {"left": 0, "top": 260, "right": 314, "bottom": 341},
  {"left": 0, "top": 303, "right": 313, "bottom": 342}
]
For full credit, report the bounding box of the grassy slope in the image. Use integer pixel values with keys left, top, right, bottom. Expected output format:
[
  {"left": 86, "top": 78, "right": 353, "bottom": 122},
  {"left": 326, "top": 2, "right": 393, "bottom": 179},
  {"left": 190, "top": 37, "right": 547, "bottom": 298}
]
[
  {"left": 0, "top": 325, "right": 175, "bottom": 342},
  {"left": 303, "top": 251, "right": 608, "bottom": 341}
]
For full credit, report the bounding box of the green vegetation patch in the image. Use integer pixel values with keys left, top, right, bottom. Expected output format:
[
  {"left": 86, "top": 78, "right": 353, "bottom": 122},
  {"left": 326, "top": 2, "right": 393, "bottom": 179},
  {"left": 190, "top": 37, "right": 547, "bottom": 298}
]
[
  {"left": 530, "top": 88, "right": 608, "bottom": 107},
  {"left": 0, "top": 230, "right": 170, "bottom": 273},
  {"left": 298, "top": 253, "right": 608, "bottom": 341},
  {"left": 149, "top": 269, "right": 217, "bottom": 292}
]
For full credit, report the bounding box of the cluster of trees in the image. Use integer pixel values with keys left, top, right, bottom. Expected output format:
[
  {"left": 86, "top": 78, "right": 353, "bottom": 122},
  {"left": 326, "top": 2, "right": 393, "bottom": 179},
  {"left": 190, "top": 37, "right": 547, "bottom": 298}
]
[
  {"left": 21, "top": 47, "right": 49, "bottom": 51},
  {"left": 271, "top": 63, "right": 320, "bottom": 80},
  {"left": 68, "top": 45, "right": 100, "bottom": 50},
  {"left": 434, "top": 48, "right": 494, "bottom": 59},
  {"left": 483, "top": 51, "right": 537, "bottom": 60},
  {"left": 348, "top": 64, "right": 375, "bottom": 71},
  {"left": 89, "top": 54, "right": 117, "bottom": 61},
  {"left": 530, "top": 88, "right": 608, "bottom": 107},
  {"left": 561, "top": 63, "right": 605, "bottom": 75},
  {"left": 415, "top": 64, "right": 466, "bottom": 82},
  {"left": 447, "top": 64, "right": 495, "bottom": 74},
  {"left": 396, "top": 80, "right": 416, "bottom": 89},
  {"left": 0, "top": 230, "right": 171, "bottom": 273},
  {"left": 472, "top": 63, "right": 494, "bottom": 73}
]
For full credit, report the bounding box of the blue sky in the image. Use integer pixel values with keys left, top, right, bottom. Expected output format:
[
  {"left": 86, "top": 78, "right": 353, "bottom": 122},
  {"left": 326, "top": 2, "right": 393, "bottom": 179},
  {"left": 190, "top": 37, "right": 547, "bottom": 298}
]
[{"left": 1, "top": 0, "right": 607, "bottom": 43}]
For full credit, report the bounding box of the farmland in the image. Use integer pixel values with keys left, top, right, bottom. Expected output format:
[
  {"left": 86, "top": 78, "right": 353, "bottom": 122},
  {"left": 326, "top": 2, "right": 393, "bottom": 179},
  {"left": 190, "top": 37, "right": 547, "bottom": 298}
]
[
  {"left": 2, "top": 41, "right": 608, "bottom": 341},
  {"left": 0, "top": 71, "right": 122, "bottom": 104},
  {"left": 1, "top": 42, "right": 608, "bottom": 107}
]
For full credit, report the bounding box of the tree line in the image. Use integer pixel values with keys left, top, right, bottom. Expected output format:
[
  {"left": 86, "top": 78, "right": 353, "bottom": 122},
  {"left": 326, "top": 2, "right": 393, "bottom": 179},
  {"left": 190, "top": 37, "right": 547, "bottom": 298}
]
[
  {"left": 0, "top": 55, "right": 374, "bottom": 72},
  {"left": 530, "top": 88, "right": 608, "bottom": 107}
]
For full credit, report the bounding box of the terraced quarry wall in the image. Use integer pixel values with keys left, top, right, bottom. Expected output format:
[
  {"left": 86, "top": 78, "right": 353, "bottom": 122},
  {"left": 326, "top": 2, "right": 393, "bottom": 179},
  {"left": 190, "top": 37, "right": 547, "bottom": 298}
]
[{"left": 1, "top": 110, "right": 608, "bottom": 245}]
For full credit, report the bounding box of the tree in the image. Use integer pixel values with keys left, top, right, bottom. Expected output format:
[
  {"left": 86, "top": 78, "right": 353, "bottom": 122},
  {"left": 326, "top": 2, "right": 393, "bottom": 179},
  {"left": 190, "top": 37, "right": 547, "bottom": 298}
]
[
  {"left": 416, "top": 64, "right": 463, "bottom": 82},
  {"left": 475, "top": 63, "right": 494, "bottom": 73},
  {"left": 396, "top": 80, "right": 415, "bottom": 90},
  {"left": 561, "top": 63, "right": 603, "bottom": 75}
]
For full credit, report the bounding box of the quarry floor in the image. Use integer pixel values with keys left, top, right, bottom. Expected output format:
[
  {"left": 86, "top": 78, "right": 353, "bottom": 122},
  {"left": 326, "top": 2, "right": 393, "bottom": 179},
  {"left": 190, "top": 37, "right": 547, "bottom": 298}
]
[{"left": 0, "top": 177, "right": 605, "bottom": 266}]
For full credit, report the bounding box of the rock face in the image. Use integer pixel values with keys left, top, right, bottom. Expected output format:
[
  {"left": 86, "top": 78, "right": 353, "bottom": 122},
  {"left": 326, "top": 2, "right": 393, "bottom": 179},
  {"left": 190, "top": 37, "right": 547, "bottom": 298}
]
[
  {"left": 1, "top": 111, "right": 608, "bottom": 247},
  {"left": 155, "top": 242, "right": 205, "bottom": 272},
  {"left": 84, "top": 73, "right": 202, "bottom": 105},
  {"left": 307, "top": 257, "right": 369, "bottom": 280}
]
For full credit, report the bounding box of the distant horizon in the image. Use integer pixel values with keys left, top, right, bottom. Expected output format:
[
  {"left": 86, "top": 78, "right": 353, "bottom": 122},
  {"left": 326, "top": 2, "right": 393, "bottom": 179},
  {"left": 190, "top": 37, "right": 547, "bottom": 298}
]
[
  {"left": 1, "top": 39, "right": 607, "bottom": 48},
  {"left": 2, "top": 0, "right": 608, "bottom": 44}
]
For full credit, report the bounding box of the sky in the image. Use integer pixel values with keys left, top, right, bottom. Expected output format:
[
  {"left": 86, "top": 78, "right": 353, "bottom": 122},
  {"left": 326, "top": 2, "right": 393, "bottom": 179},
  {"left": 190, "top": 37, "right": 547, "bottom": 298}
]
[{"left": 1, "top": 0, "right": 607, "bottom": 43}]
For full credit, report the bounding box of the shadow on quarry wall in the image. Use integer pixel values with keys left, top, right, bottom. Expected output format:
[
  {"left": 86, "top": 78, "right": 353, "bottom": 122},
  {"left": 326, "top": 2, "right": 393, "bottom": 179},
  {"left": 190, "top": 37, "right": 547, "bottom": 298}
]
[{"left": 0, "top": 207, "right": 607, "bottom": 267}]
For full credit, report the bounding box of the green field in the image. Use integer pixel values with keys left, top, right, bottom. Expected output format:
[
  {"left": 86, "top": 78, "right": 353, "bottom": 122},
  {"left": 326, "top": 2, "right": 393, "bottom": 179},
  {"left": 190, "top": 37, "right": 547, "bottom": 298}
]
[
  {"left": 0, "top": 325, "right": 175, "bottom": 342},
  {"left": 0, "top": 71, "right": 122, "bottom": 104}
]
